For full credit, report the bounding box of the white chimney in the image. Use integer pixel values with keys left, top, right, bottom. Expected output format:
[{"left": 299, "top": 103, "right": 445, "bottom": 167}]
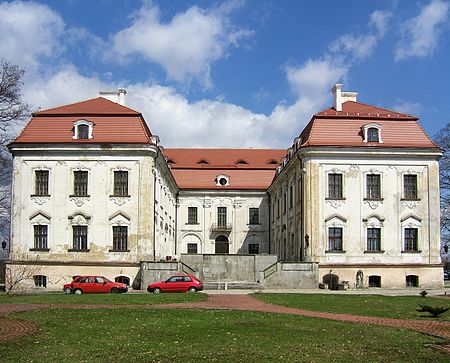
[
  {"left": 99, "top": 88, "right": 127, "bottom": 105},
  {"left": 332, "top": 83, "right": 357, "bottom": 111}
]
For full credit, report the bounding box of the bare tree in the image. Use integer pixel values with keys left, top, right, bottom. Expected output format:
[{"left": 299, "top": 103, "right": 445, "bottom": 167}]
[
  {"left": 4, "top": 256, "right": 42, "bottom": 294},
  {"left": 0, "top": 60, "right": 30, "bottom": 250}
]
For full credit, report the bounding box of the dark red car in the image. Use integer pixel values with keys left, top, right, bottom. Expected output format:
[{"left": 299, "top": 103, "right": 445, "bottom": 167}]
[
  {"left": 147, "top": 274, "right": 203, "bottom": 293},
  {"left": 63, "top": 275, "right": 128, "bottom": 294}
]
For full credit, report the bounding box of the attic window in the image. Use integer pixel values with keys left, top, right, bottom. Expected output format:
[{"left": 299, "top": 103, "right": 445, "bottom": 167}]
[
  {"left": 215, "top": 175, "right": 229, "bottom": 186},
  {"left": 236, "top": 160, "right": 248, "bottom": 164},
  {"left": 167, "top": 159, "right": 175, "bottom": 164},
  {"left": 198, "top": 160, "right": 209, "bottom": 164},
  {"left": 362, "top": 124, "right": 383, "bottom": 144},
  {"left": 73, "top": 120, "right": 94, "bottom": 140},
  {"left": 268, "top": 160, "right": 278, "bottom": 165}
]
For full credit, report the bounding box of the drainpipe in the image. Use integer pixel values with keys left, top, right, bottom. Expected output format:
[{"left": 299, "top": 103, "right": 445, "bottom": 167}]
[
  {"left": 297, "top": 153, "right": 304, "bottom": 261},
  {"left": 175, "top": 191, "right": 179, "bottom": 255},
  {"left": 153, "top": 149, "right": 159, "bottom": 262},
  {"left": 268, "top": 192, "right": 271, "bottom": 254}
]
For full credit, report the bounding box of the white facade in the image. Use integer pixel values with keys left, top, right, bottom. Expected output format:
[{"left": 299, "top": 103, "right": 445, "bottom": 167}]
[{"left": 178, "top": 191, "right": 270, "bottom": 255}]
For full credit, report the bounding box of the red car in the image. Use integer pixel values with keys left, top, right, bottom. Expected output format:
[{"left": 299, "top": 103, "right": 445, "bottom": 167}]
[
  {"left": 63, "top": 275, "right": 128, "bottom": 294},
  {"left": 147, "top": 274, "right": 203, "bottom": 293}
]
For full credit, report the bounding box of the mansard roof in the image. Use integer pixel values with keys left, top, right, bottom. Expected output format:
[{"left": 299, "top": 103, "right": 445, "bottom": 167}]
[
  {"left": 13, "top": 97, "right": 153, "bottom": 144},
  {"left": 300, "top": 101, "right": 438, "bottom": 149},
  {"left": 164, "top": 148, "right": 285, "bottom": 190}
]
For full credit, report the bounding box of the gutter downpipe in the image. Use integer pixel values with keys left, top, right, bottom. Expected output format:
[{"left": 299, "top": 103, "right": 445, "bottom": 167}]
[
  {"left": 153, "top": 149, "right": 159, "bottom": 262},
  {"left": 175, "top": 191, "right": 179, "bottom": 255},
  {"left": 297, "top": 153, "right": 304, "bottom": 261}
]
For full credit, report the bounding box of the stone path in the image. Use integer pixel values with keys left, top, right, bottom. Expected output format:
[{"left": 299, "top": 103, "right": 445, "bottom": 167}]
[{"left": 0, "top": 294, "right": 449, "bottom": 352}]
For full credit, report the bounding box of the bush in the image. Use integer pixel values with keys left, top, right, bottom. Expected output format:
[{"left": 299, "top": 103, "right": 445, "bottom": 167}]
[
  {"left": 416, "top": 305, "right": 449, "bottom": 317},
  {"left": 419, "top": 290, "right": 428, "bottom": 297}
]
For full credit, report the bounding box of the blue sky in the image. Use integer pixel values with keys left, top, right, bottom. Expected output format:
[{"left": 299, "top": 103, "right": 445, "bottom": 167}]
[{"left": 1, "top": 0, "right": 449, "bottom": 148}]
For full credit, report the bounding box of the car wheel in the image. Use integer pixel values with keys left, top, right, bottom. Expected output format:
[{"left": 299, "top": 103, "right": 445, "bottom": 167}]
[
  {"left": 110, "top": 287, "right": 120, "bottom": 294},
  {"left": 74, "top": 289, "right": 83, "bottom": 295},
  {"left": 187, "top": 287, "right": 197, "bottom": 293},
  {"left": 63, "top": 287, "right": 72, "bottom": 294},
  {"left": 153, "top": 287, "right": 162, "bottom": 294}
]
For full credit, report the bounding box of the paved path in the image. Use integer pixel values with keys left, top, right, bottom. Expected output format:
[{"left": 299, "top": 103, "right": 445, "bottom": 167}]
[{"left": 0, "top": 294, "right": 449, "bottom": 352}]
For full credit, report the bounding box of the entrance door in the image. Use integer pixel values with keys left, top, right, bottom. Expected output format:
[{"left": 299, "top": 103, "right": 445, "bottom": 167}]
[{"left": 215, "top": 235, "right": 229, "bottom": 254}]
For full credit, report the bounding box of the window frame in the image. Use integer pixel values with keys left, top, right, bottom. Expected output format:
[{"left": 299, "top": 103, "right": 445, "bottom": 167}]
[
  {"left": 403, "top": 227, "right": 419, "bottom": 252},
  {"left": 187, "top": 243, "right": 198, "bottom": 254},
  {"left": 328, "top": 227, "right": 343, "bottom": 252},
  {"left": 366, "top": 174, "right": 381, "bottom": 199},
  {"left": 73, "top": 119, "right": 94, "bottom": 140},
  {"left": 249, "top": 207, "right": 259, "bottom": 225},
  {"left": 187, "top": 207, "right": 198, "bottom": 224},
  {"left": 34, "top": 170, "right": 50, "bottom": 196},
  {"left": 32, "top": 225, "right": 49, "bottom": 251},
  {"left": 113, "top": 170, "right": 129, "bottom": 197},
  {"left": 248, "top": 243, "right": 260, "bottom": 254},
  {"left": 73, "top": 170, "right": 89, "bottom": 197},
  {"left": 366, "top": 227, "right": 381, "bottom": 252},
  {"left": 327, "top": 173, "right": 343, "bottom": 199},
  {"left": 403, "top": 174, "right": 418, "bottom": 200},
  {"left": 71, "top": 225, "right": 88, "bottom": 251},
  {"left": 217, "top": 207, "right": 227, "bottom": 227},
  {"left": 111, "top": 226, "right": 129, "bottom": 252},
  {"left": 367, "top": 128, "right": 379, "bottom": 142},
  {"left": 33, "top": 275, "right": 47, "bottom": 288}
]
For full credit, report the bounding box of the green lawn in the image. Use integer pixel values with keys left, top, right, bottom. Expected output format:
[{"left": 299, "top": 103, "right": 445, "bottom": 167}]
[
  {"left": 254, "top": 293, "right": 450, "bottom": 320},
  {"left": 0, "top": 292, "right": 207, "bottom": 305},
  {"left": 0, "top": 308, "right": 448, "bottom": 363}
]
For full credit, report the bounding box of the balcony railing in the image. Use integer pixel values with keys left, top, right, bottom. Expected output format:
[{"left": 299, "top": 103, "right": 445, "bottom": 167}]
[{"left": 210, "top": 223, "right": 232, "bottom": 232}]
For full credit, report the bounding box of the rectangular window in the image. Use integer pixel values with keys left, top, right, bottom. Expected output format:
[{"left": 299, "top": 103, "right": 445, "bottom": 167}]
[
  {"left": 289, "top": 185, "right": 294, "bottom": 209},
  {"left": 187, "top": 243, "right": 198, "bottom": 254},
  {"left": 73, "top": 171, "right": 88, "bottom": 196},
  {"left": 33, "top": 275, "right": 47, "bottom": 288},
  {"left": 283, "top": 193, "right": 287, "bottom": 213},
  {"left": 249, "top": 208, "right": 259, "bottom": 225},
  {"left": 328, "top": 173, "right": 343, "bottom": 199},
  {"left": 404, "top": 174, "right": 417, "bottom": 199},
  {"left": 72, "top": 226, "right": 88, "bottom": 250},
  {"left": 187, "top": 207, "right": 198, "bottom": 224},
  {"left": 33, "top": 225, "right": 48, "bottom": 250},
  {"left": 248, "top": 243, "right": 260, "bottom": 254},
  {"left": 217, "top": 207, "right": 227, "bottom": 227},
  {"left": 272, "top": 203, "right": 275, "bottom": 222},
  {"left": 114, "top": 171, "right": 128, "bottom": 196},
  {"left": 113, "top": 226, "right": 128, "bottom": 251},
  {"left": 328, "top": 227, "right": 343, "bottom": 251},
  {"left": 366, "top": 174, "right": 381, "bottom": 199},
  {"left": 35, "top": 170, "right": 49, "bottom": 196},
  {"left": 366, "top": 228, "right": 381, "bottom": 251},
  {"left": 404, "top": 228, "right": 418, "bottom": 251},
  {"left": 277, "top": 199, "right": 280, "bottom": 218}
]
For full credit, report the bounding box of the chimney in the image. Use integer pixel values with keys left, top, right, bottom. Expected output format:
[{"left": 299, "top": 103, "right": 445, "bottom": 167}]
[
  {"left": 332, "top": 83, "right": 357, "bottom": 111},
  {"left": 99, "top": 88, "right": 127, "bottom": 105}
]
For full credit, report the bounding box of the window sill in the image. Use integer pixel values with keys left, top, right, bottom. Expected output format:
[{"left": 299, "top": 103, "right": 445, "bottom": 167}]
[
  {"left": 31, "top": 194, "right": 50, "bottom": 197},
  {"left": 109, "top": 249, "right": 130, "bottom": 252},
  {"left": 402, "top": 250, "right": 422, "bottom": 254},
  {"left": 247, "top": 223, "right": 261, "bottom": 226},
  {"left": 363, "top": 198, "right": 383, "bottom": 201},
  {"left": 110, "top": 195, "right": 131, "bottom": 198},
  {"left": 325, "top": 197, "right": 346, "bottom": 201},
  {"left": 29, "top": 248, "right": 50, "bottom": 252},
  {"left": 69, "top": 195, "right": 90, "bottom": 198},
  {"left": 186, "top": 223, "right": 200, "bottom": 225},
  {"left": 325, "top": 250, "right": 346, "bottom": 254},
  {"left": 364, "top": 250, "right": 385, "bottom": 254},
  {"left": 401, "top": 198, "right": 420, "bottom": 201},
  {"left": 68, "top": 249, "right": 90, "bottom": 252}
]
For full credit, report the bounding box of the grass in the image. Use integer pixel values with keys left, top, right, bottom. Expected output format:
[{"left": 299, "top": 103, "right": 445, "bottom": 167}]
[
  {"left": 0, "top": 308, "right": 448, "bottom": 362},
  {"left": 0, "top": 292, "right": 207, "bottom": 305},
  {"left": 254, "top": 293, "right": 450, "bottom": 320}
]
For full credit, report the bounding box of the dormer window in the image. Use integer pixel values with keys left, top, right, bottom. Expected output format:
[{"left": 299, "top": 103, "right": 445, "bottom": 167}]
[
  {"left": 198, "top": 159, "right": 209, "bottom": 164},
  {"left": 362, "top": 123, "right": 383, "bottom": 144},
  {"left": 236, "top": 160, "right": 248, "bottom": 165},
  {"left": 73, "top": 120, "right": 94, "bottom": 140}
]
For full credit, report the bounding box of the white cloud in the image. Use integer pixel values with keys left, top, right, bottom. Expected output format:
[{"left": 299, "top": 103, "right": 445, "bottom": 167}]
[
  {"left": 391, "top": 100, "right": 423, "bottom": 116},
  {"left": 109, "top": 2, "right": 253, "bottom": 88},
  {"left": 395, "top": 0, "right": 449, "bottom": 61},
  {"left": 0, "top": 1, "right": 65, "bottom": 71},
  {"left": 370, "top": 10, "right": 392, "bottom": 37}
]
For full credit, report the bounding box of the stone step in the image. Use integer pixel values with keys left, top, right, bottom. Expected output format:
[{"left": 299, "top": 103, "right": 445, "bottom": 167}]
[{"left": 204, "top": 281, "right": 261, "bottom": 290}]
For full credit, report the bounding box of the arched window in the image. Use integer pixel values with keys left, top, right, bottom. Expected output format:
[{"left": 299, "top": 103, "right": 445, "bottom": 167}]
[
  {"left": 367, "top": 128, "right": 379, "bottom": 142},
  {"left": 115, "top": 276, "right": 130, "bottom": 286},
  {"left": 215, "top": 235, "right": 229, "bottom": 254}
]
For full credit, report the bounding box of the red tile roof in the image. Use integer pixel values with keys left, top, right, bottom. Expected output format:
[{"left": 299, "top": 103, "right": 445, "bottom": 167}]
[
  {"left": 164, "top": 149, "right": 285, "bottom": 189},
  {"left": 164, "top": 148, "right": 285, "bottom": 169},
  {"left": 171, "top": 169, "right": 277, "bottom": 190},
  {"left": 13, "top": 97, "right": 152, "bottom": 144},
  {"left": 300, "top": 101, "right": 438, "bottom": 149}
]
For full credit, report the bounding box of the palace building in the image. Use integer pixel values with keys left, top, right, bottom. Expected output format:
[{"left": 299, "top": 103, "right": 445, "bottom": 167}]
[{"left": 6, "top": 85, "right": 444, "bottom": 290}]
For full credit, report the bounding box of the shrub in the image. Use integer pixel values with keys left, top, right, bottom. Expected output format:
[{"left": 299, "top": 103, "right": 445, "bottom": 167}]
[
  {"left": 419, "top": 290, "right": 428, "bottom": 297},
  {"left": 416, "top": 305, "right": 449, "bottom": 317}
]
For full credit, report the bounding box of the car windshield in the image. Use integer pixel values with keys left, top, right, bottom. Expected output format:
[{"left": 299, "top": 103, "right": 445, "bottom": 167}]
[{"left": 101, "top": 276, "right": 112, "bottom": 283}]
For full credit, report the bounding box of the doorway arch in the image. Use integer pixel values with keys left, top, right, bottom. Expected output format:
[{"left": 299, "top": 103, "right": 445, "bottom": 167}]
[{"left": 215, "top": 235, "right": 229, "bottom": 254}]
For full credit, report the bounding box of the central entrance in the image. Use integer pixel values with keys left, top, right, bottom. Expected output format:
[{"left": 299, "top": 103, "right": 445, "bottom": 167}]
[{"left": 215, "top": 235, "right": 229, "bottom": 254}]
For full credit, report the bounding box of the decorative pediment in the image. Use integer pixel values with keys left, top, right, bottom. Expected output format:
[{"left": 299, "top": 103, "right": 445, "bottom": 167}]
[
  {"left": 68, "top": 212, "right": 91, "bottom": 225},
  {"left": 29, "top": 212, "right": 51, "bottom": 224},
  {"left": 325, "top": 214, "right": 347, "bottom": 223},
  {"left": 109, "top": 211, "right": 131, "bottom": 226}
]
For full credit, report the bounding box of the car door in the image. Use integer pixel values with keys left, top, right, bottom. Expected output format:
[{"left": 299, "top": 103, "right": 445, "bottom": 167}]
[
  {"left": 164, "top": 276, "right": 181, "bottom": 292},
  {"left": 76, "top": 276, "right": 94, "bottom": 293},
  {"left": 93, "top": 276, "right": 109, "bottom": 293}
]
